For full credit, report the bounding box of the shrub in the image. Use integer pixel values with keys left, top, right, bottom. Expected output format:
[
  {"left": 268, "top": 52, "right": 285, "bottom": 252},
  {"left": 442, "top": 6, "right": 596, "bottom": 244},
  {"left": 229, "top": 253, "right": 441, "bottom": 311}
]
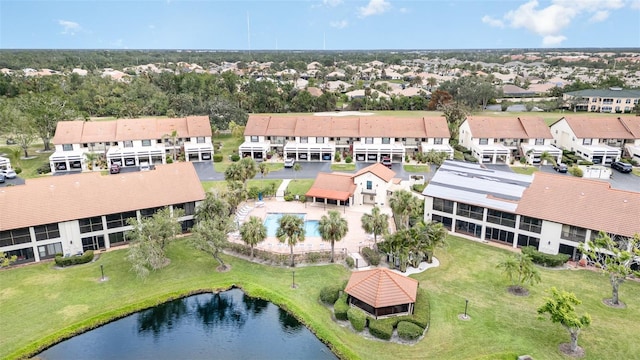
[
  {"left": 345, "top": 156, "right": 353, "bottom": 163},
  {"left": 54, "top": 251, "right": 94, "bottom": 267},
  {"left": 345, "top": 256, "right": 355, "bottom": 268},
  {"left": 406, "top": 288, "right": 430, "bottom": 328},
  {"left": 361, "top": 247, "right": 380, "bottom": 266},
  {"left": 14, "top": 167, "right": 22, "bottom": 174},
  {"left": 334, "top": 152, "right": 341, "bottom": 162},
  {"left": 412, "top": 183, "right": 426, "bottom": 193},
  {"left": 368, "top": 318, "right": 394, "bottom": 340},
  {"left": 213, "top": 154, "right": 223, "bottom": 162},
  {"left": 577, "top": 160, "right": 593, "bottom": 166},
  {"left": 247, "top": 186, "right": 260, "bottom": 200},
  {"left": 347, "top": 307, "right": 367, "bottom": 332},
  {"left": 37, "top": 163, "right": 52, "bottom": 174},
  {"left": 521, "top": 246, "right": 570, "bottom": 267},
  {"left": 333, "top": 293, "right": 349, "bottom": 321},
  {"left": 397, "top": 321, "right": 424, "bottom": 340},
  {"left": 307, "top": 251, "right": 321, "bottom": 263},
  {"left": 230, "top": 154, "right": 240, "bottom": 162},
  {"left": 568, "top": 166, "right": 583, "bottom": 177},
  {"left": 463, "top": 153, "right": 478, "bottom": 162},
  {"left": 284, "top": 194, "right": 294, "bottom": 201},
  {"left": 453, "top": 150, "right": 464, "bottom": 161},
  {"left": 320, "top": 284, "right": 342, "bottom": 304}
]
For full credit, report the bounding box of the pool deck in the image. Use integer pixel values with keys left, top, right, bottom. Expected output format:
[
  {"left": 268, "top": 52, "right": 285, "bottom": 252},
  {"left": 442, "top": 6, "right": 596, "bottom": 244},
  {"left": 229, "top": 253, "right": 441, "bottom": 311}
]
[{"left": 229, "top": 199, "right": 395, "bottom": 255}]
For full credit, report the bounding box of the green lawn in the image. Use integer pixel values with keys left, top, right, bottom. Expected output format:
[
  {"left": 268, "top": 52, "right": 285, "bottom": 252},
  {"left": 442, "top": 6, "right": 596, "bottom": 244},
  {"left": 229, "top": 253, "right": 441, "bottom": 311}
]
[
  {"left": 632, "top": 168, "right": 640, "bottom": 177},
  {"left": 286, "top": 179, "right": 314, "bottom": 196},
  {"left": 331, "top": 163, "right": 356, "bottom": 171},
  {"left": 403, "top": 164, "right": 430, "bottom": 173},
  {"left": 0, "top": 144, "right": 51, "bottom": 179},
  {"left": 213, "top": 134, "right": 244, "bottom": 161},
  {"left": 510, "top": 166, "right": 539, "bottom": 175},
  {"left": 2, "top": 236, "right": 639, "bottom": 360}
]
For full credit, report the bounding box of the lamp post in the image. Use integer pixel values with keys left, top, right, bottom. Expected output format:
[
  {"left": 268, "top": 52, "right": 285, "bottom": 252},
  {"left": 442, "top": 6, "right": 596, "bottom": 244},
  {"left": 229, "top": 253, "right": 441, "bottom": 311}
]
[
  {"left": 100, "top": 264, "right": 105, "bottom": 281},
  {"left": 464, "top": 299, "right": 469, "bottom": 318},
  {"left": 291, "top": 270, "right": 296, "bottom": 288}
]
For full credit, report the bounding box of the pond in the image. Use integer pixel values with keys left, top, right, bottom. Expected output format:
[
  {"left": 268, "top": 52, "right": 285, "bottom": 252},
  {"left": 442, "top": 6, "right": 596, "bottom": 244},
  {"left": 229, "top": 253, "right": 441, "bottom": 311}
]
[{"left": 37, "top": 288, "right": 337, "bottom": 360}]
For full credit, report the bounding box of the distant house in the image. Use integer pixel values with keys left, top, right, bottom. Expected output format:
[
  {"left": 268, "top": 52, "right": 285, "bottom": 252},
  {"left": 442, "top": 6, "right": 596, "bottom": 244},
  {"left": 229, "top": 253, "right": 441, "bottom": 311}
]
[
  {"left": 345, "top": 267, "right": 419, "bottom": 318},
  {"left": 306, "top": 87, "right": 323, "bottom": 97},
  {"left": 563, "top": 88, "right": 640, "bottom": 113},
  {"left": 502, "top": 84, "right": 537, "bottom": 98}
]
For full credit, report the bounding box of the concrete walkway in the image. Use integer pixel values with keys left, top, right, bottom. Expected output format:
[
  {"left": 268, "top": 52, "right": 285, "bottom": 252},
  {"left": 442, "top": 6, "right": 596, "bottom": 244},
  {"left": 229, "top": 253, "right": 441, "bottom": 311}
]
[{"left": 275, "top": 179, "right": 292, "bottom": 201}]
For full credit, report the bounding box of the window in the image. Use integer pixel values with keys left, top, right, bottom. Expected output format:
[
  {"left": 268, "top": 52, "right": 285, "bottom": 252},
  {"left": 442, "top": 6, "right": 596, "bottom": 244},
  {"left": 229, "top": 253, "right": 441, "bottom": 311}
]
[
  {"left": 433, "top": 198, "right": 454, "bottom": 213},
  {"left": 616, "top": 99, "right": 621, "bottom": 103},
  {"left": 561, "top": 225, "right": 587, "bottom": 242},
  {"left": 173, "top": 202, "right": 196, "bottom": 216},
  {"left": 365, "top": 138, "right": 373, "bottom": 144},
  {"left": 82, "top": 236, "right": 105, "bottom": 251},
  {"left": 157, "top": 139, "right": 163, "bottom": 144},
  {"left": 535, "top": 138, "right": 544, "bottom": 145},
  {"left": 78, "top": 216, "right": 103, "bottom": 233},
  {"left": 123, "top": 140, "right": 133, "bottom": 148},
  {"left": 108, "top": 231, "right": 130, "bottom": 246},
  {"left": 431, "top": 215, "right": 452, "bottom": 230},
  {"left": 250, "top": 136, "right": 258, "bottom": 142},
  {"left": 62, "top": 144, "right": 73, "bottom": 151},
  {"left": 366, "top": 180, "right": 373, "bottom": 190},
  {"left": 382, "top": 137, "right": 390, "bottom": 144},
  {"left": 141, "top": 139, "right": 151, "bottom": 146},
  {"left": 434, "top": 138, "right": 443, "bottom": 145},
  {"left": 519, "top": 216, "right": 542, "bottom": 234},
  {"left": 455, "top": 220, "right": 482, "bottom": 238},
  {"left": 38, "top": 242, "right": 63, "bottom": 260},
  {"left": 456, "top": 203, "right": 484, "bottom": 221},
  {"left": 106, "top": 211, "right": 137, "bottom": 229},
  {"left": 316, "top": 137, "right": 324, "bottom": 143},
  {"left": 0, "top": 228, "right": 32, "bottom": 246},
  {"left": 196, "top": 137, "right": 205, "bottom": 143},
  {"left": 300, "top": 137, "right": 308, "bottom": 143},
  {"left": 479, "top": 138, "right": 488, "bottom": 145},
  {"left": 485, "top": 227, "right": 514, "bottom": 244},
  {"left": 33, "top": 223, "right": 60, "bottom": 241},
  {"left": 4, "top": 247, "right": 35, "bottom": 264},
  {"left": 626, "top": 99, "right": 631, "bottom": 104},
  {"left": 517, "top": 234, "right": 540, "bottom": 249},
  {"left": 602, "top": 106, "right": 612, "bottom": 112},
  {"left": 582, "top": 138, "right": 592, "bottom": 145},
  {"left": 82, "top": 143, "right": 88, "bottom": 148},
  {"left": 486, "top": 209, "right": 516, "bottom": 228},
  {"left": 140, "top": 207, "right": 162, "bottom": 218}
]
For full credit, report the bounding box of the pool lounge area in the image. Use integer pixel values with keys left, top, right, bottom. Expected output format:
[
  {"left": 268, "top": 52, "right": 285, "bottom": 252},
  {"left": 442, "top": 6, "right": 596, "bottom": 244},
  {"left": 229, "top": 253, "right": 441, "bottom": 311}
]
[{"left": 263, "top": 213, "right": 321, "bottom": 237}]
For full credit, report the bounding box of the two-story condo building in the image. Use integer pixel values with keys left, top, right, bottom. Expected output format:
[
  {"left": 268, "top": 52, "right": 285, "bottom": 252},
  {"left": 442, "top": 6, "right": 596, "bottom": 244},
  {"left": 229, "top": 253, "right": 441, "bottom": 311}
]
[
  {"left": 240, "top": 116, "right": 453, "bottom": 164},
  {"left": 563, "top": 88, "right": 640, "bottom": 113},
  {"left": 423, "top": 161, "right": 640, "bottom": 261},
  {"left": 0, "top": 163, "right": 205, "bottom": 266},
  {"left": 550, "top": 116, "right": 640, "bottom": 164},
  {"left": 458, "top": 117, "right": 561, "bottom": 165},
  {"left": 49, "top": 116, "right": 213, "bottom": 174}
]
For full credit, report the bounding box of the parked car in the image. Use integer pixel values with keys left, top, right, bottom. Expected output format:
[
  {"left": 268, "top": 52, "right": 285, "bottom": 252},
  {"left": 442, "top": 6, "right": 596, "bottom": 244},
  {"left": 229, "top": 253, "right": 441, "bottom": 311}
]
[
  {"left": 553, "top": 163, "right": 568, "bottom": 173},
  {"left": 139, "top": 162, "right": 151, "bottom": 171},
  {"left": 284, "top": 158, "right": 295, "bottom": 168},
  {"left": 0, "top": 168, "right": 17, "bottom": 179},
  {"left": 110, "top": 163, "right": 121, "bottom": 174},
  {"left": 611, "top": 161, "right": 633, "bottom": 173},
  {"left": 381, "top": 157, "right": 392, "bottom": 168},
  {"left": 0, "top": 173, "right": 4, "bottom": 183}
]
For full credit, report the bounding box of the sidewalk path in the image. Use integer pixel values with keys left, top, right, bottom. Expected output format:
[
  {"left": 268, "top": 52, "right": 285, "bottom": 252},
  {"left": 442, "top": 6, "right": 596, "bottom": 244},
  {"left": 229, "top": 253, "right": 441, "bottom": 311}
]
[{"left": 276, "top": 179, "right": 292, "bottom": 201}]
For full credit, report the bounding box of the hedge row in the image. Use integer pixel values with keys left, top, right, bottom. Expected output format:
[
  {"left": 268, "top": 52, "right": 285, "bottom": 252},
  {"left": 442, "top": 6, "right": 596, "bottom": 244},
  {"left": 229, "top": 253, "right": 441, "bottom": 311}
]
[
  {"left": 521, "top": 246, "right": 570, "bottom": 267},
  {"left": 368, "top": 317, "right": 394, "bottom": 340},
  {"left": 319, "top": 284, "right": 342, "bottom": 305},
  {"left": 361, "top": 247, "right": 380, "bottom": 266},
  {"left": 397, "top": 321, "right": 423, "bottom": 340},
  {"left": 347, "top": 307, "right": 367, "bottom": 332},
  {"left": 334, "top": 293, "right": 349, "bottom": 321},
  {"left": 54, "top": 251, "right": 94, "bottom": 267}
]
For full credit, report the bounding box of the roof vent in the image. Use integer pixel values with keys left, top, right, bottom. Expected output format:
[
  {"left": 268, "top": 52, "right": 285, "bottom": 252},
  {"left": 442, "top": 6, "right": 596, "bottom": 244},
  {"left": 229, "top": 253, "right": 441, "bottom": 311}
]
[
  {"left": 545, "top": 186, "right": 550, "bottom": 190},
  {"left": 580, "top": 192, "right": 585, "bottom": 196},
  {"left": 609, "top": 87, "right": 622, "bottom": 91},
  {"left": 623, "top": 199, "right": 628, "bottom": 203}
]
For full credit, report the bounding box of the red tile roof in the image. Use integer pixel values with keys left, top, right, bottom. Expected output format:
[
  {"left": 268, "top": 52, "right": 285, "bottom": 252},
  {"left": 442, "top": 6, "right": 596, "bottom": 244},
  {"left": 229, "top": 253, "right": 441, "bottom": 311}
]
[
  {"left": 556, "top": 116, "right": 640, "bottom": 139},
  {"left": 345, "top": 268, "right": 419, "bottom": 308},
  {"left": 354, "top": 163, "right": 396, "bottom": 182},
  {"left": 305, "top": 173, "right": 356, "bottom": 201},
  {"left": 517, "top": 172, "right": 640, "bottom": 237},
  {"left": 0, "top": 162, "right": 205, "bottom": 231},
  {"left": 464, "top": 116, "right": 552, "bottom": 139}
]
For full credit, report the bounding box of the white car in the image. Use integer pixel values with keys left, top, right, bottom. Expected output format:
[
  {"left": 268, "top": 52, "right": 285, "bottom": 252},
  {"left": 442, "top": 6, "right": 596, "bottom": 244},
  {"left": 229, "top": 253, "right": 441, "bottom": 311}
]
[
  {"left": 284, "top": 158, "right": 295, "bottom": 168},
  {"left": 0, "top": 169, "right": 17, "bottom": 179}
]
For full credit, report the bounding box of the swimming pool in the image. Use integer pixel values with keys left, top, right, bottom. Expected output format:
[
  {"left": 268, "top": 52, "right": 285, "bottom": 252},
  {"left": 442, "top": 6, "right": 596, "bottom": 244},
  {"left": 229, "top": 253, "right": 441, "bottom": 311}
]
[{"left": 264, "top": 213, "right": 320, "bottom": 238}]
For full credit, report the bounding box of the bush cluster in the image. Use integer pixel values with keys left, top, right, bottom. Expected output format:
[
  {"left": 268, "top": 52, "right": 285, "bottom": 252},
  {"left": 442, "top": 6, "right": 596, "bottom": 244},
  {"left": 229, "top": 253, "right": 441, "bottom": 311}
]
[
  {"left": 568, "top": 166, "right": 583, "bottom": 177},
  {"left": 368, "top": 318, "right": 394, "bottom": 340},
  {"left": 213, "top": 154, "right": 223, "bottom": 162},
  {"left": 347, "top": 307, "right": 367, "bottom": 332},
  {"left": 412, "top": 183, "right": 427, "bottom": 193},
  {"left": 333, "top": 293, "right": 349, "bottom": 321},
  {"left": 345, "top": 256, "right": 355, "bottom": 268},
  {"left": 54, "top": 251, "right": 94, "bottom": 267},
  {"left": 284, "top": 194, "right": 294, "bottom": 201},
  {"left": 37, "top": 164, "right": 51, "bottom": 174},
  {"left": 334, "top": 151, "right": 341, "bottom": 162},
  {"left": 230, "top": 153, "right": 240, "bottom": 162},
  {"left": 397, "top": 321, "right": 424, "bottom": 340},
  {"left": 522, "top": 246, "right": 570, "bottom": 267},
  {"left": 319, "top": 284, "right": 342, "bottom": 304},
  {"left": 577, "top": 160, "right": 593, "bottom": 166},
  {"left": 345, "top": 156, "right": 353, "bottom": 164},
  {"left": 361, "top": 247, "right": 380, "bottom": 266}
]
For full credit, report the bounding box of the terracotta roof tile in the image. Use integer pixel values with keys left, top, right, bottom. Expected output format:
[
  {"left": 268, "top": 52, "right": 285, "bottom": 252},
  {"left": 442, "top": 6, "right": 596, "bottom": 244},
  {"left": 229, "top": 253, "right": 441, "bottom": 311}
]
[
  {"left": 81, "top": 121, "right": 118, "bottom": 143},
  {"left": 345, "top": 268, "right": 419, "bottom": 308},
  {"left": 52, "top": 121, "right": 85, "bottom": 144},
  {"left": 305, "top": 173, "right": 356, "bottom": 201},
  {"left": 354, "top": 163, "right": 396, "bottom": 182},
  {"left": 465, "top": 116, "right": 552, "bottom": 139},
  {"left": 516, "top": 172, "right": 640, "bottom": 237},
  {"left": 558, "top": 117, "right": 639, "bottom": 139},
  {"left": 0, "top": 162, "right": 205, "bottom": 231}
]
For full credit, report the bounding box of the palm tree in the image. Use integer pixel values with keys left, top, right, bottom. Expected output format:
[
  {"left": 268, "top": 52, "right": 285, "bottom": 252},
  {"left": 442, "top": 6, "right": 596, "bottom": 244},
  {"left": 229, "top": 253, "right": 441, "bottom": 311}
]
[
  {"left": 540, "top": 151, "right": 557, "bottom": 167},
  {"left": 84, "top": 152, "right": 98, "bottom": 171},
  {"left": 293, "top": 162, "right": 302, "bottom": 180},
  {"left": 389, "top": 190, "right": 418, "bottom": 230},
  {"left": 497, "top": 253, "right": 541, "bottom": 295},
  {"left": 276, "top": 214, "right": 305, "bottom": 267},
  {"left": 318, "top": 210, "right": 349, "bottom": 263},
  {"left": 360, "top": 206, "right": 389, "bottom": 248},
  {"left": 258, "top": 162, "right": 270, "bottom": 179},
  {"left": 411, "top": 221, "right": 448, "bottom": 264},
  {"left": 240, "top": 216, "right": 267, "bottom": 258}
]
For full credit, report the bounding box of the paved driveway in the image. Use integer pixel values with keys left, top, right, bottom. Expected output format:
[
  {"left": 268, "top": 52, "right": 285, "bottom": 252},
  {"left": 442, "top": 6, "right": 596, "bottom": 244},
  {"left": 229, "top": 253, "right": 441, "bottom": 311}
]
[
  {"left": 538, "top": 165, "right": 640, "bottom": 192},
  {"left": 0, "top": 176, "right": 25, "bottom": 187}
]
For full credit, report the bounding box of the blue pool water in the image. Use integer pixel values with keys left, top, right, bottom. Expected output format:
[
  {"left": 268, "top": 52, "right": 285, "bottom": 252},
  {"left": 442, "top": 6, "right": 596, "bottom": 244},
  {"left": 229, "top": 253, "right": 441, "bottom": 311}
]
[{"left": 264, "top": 213, "right": 320, "bottom": 237}]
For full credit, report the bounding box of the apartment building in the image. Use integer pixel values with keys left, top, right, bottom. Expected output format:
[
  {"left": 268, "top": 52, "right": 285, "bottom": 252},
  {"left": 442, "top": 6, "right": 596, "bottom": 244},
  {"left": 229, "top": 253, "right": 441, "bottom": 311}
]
[
  {"left": 563, "top": 88, "right": 640, "bottom": 113},
  {"left": 49, "top": 116, "right": 213, "bottom": 174},
  {"left": 240, "top": 115, "right": 453, "bottom": 164},
  {"left": 458, "top": 116, "right": 561, "bottom": 165},
  {"left": 0, "top": 163, "right": 205, "bottom": 265}
]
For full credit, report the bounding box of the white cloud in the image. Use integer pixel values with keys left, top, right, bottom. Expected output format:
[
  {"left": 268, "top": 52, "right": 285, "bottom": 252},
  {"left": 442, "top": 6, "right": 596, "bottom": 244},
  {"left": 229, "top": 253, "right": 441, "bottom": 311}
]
[
  {"left": 399, "top": 7, "right": 409, "bottom": 13},
  {"left": 631, "top": 0, "right": 640, "bottom": 10},
  {"left": 330, "top": 20, "right": 349, "bottom": 29},
  {"left": 358, "top": 0, "right": 391, "bottom": 18},
  {"left": 481, "top": 15, "right": 504, "bottom": 28},
  {"left": 589, "top": 10, "right": 610, "bottom": 22},
  {"left": 323, "top": 0, "right": 343, "bottom": 6},
  {"left": 58, "top": 20, "right": 81, "bottom": 35},
  {"left": 542, "top": 35, "right": 567, "bottom": 46}
]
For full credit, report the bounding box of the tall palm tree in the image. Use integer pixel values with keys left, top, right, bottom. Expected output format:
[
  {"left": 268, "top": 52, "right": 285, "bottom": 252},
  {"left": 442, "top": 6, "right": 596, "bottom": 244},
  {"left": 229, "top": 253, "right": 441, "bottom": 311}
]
[
  {"left": 389, "top": 190, "right": 418, "bottom": 230},
  {"left": 84, "top": 152, "right": 98, "bottom": 171},
  {"left": 276, "top": 214, "right": 305, "bottom": 267},
  {"left": 240, "top": 216, "right": 267, "bottom": 259},
  {"left": 360, "top": 206, "right": 389, "bottom": 248},
  {"left": 318, "top": 210, "right": 348, "bottom": 263}
]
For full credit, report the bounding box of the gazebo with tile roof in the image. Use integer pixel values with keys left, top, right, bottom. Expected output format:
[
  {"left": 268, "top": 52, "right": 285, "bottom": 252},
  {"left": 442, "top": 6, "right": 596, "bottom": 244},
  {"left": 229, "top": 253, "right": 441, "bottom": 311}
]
[{"left": 344, "top": 267, "right": 419, "bottom": 319}]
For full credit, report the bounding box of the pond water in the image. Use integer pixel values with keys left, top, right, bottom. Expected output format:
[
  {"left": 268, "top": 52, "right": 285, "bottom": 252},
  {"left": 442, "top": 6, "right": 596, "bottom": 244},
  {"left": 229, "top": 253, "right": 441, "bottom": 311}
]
[{"left": 37, "top": 288, "right": 336, "bottom": 360}]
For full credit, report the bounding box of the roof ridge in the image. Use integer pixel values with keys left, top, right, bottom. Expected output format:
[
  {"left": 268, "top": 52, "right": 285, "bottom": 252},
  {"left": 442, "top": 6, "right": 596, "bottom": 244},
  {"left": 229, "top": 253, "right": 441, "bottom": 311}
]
[{"left": 383, "top": 269, "right": 415, "bottom": 301}]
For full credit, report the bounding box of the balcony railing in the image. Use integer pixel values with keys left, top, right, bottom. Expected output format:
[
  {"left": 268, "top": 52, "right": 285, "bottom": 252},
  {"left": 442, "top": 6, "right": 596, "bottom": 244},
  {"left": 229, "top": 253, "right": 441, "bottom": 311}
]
[{"left": 561, "top": 232, "right": 585, "bottom": 242}]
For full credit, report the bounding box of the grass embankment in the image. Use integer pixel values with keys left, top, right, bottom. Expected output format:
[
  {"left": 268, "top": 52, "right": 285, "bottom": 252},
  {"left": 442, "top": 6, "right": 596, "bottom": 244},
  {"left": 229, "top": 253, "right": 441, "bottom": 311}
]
[
  {"left": 403, "top": 164, "right": 430, "bottom": 173},
  {"left": 286, "top": 179, "right": 314, "bottom": 197},
  {"left": 331, "top": 163, "right": 356, "bottom": 172},
  {"left": 510, "top": 166, "right": 539, "bottom": 175},
  {"left": 2, "top": 236, "right": 639, "bottom": 360}
]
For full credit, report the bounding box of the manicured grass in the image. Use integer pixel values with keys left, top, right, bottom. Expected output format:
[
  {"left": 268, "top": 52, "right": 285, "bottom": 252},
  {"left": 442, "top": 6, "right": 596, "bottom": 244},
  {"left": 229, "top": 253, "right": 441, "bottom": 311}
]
[
  {"left": 213, "top": 134, "right": 244, "bottom": 161},
  {"left": 331, "top": 163, "right": 356, "bottom": 171},
  {"left": 403, "top": 164, "right": 430, "bottom": 173},
  {"left": 286, "top": 179, "right": 314, "bottom": 196},
  {"left": 632, "top": 168, "right": 640, "bottom": 177},
  {"left": 214, "top": 162, "right": 230, "bottom": 172},
  {"left": 263, "top": 162, "right": 284, "bottom": 172},
  {"left": 0, "top": 145, "right": 51, "bottom": 179},
  {"left": 510, "top": 166, "right": 539, "bottom": 175},
  {"left": 2, "top": 236, "right": 640, "bottom": 359}
]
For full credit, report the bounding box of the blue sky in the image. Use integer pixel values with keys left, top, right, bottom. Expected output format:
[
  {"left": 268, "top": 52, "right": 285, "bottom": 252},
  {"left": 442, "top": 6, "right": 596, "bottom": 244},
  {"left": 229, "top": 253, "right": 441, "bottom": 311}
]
[{"left": 1, "top": 0, "right": 639, "bottom": 50}]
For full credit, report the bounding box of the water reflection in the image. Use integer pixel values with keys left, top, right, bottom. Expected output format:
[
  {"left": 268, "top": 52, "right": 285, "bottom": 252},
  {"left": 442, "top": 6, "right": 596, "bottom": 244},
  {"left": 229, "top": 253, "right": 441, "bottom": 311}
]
[{"left": 38, "top": 288, "right": 336, "bottom": 360}]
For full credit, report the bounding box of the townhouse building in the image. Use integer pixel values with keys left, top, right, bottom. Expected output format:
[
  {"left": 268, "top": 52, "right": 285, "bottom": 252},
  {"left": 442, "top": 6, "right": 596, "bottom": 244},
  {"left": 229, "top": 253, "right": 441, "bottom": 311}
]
[
  {"left": 563, "top": 88, "right": 640, "bottom": 113},
  {"left": 240, "top": 116, "right": 453, "bottom": 164},
  {"left": 49, "top": 116, "right": 213, "bottom": 174},
  {"left": 0, "top": 163, "right": 205, "bottom": 266},
  {"left": 423, "top": 161, "right": 640, "bottom": 261},
  {"left": 550, "top": 116, "right": 640, "bottom": 164},
  {"left": 458, "top": 117, "right": 561, "bottom": 165}
]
